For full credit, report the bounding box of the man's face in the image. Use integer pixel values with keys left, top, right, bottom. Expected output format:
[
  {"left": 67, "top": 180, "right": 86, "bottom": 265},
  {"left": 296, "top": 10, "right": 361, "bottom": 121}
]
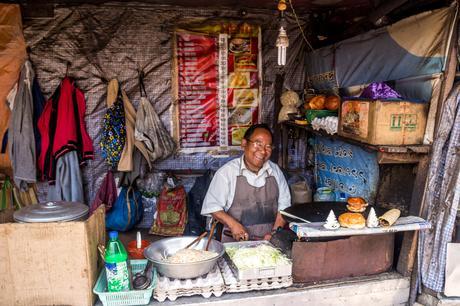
[{"left": 241, "top": 128, "right": 273, "bottom": 173}]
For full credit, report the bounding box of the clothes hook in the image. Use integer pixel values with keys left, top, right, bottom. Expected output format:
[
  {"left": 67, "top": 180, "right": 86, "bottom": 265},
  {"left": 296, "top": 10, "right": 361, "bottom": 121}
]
[{"left": 65, "top": 61, "right": 71, "bottom": 77}]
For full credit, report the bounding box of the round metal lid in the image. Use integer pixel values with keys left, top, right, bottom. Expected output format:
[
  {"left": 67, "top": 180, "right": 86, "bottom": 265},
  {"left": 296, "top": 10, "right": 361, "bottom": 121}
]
[{"left": 13, "top": 201, "right": 89, "bottom": 223}]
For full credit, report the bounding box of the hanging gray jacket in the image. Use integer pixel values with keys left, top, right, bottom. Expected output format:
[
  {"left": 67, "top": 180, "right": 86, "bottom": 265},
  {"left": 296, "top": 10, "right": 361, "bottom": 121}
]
[{"left": 8, "top": 60, "right": 36, "bottom": 190}]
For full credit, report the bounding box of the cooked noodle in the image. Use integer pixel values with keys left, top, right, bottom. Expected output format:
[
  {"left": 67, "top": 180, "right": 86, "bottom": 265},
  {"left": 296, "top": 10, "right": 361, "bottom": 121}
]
[{"left": 165, "top": 248, "right": 218, "bottom": 263}]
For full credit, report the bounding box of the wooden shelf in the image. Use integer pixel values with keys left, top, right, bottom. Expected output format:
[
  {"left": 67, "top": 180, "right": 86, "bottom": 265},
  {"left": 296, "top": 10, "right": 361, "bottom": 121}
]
[{"left": 281, "top": 121, "right": 431, "bottom": 165}]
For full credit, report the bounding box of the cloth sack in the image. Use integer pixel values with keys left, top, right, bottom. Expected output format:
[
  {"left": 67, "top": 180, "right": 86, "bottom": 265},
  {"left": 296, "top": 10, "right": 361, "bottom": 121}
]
[
  {"left": 150, "top": 184, "right": 187, "bottom": 236},
  {"left": 106, "top": 186, "right": 143, "bottom": 231}
]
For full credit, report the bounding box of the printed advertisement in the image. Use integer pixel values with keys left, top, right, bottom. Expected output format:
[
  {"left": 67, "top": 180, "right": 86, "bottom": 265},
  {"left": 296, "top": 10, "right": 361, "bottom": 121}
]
[
  {"left": 176, "top": 33, "right": 218, "bottom": 148},
  {"left": 174, "top": 23, "right": 260, "bottom": 151}
]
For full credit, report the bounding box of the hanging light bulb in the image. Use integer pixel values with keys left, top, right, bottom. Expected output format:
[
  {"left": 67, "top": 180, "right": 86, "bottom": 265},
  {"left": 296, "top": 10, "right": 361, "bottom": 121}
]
[
  {"left": 276, "top": 25, "right": 289, "bottom": 66},
  {"left": 276, "top": 1, "right": 289, "bottom": 66}
]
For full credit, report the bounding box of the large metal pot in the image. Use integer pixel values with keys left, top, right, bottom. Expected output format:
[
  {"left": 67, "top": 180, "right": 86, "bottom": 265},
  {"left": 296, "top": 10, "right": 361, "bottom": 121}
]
[{"left": 144, "top": 236, "right": 225, "bottom": 279}]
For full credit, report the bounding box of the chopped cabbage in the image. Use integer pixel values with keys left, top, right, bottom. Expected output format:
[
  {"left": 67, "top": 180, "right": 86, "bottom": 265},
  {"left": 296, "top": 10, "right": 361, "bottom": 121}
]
[{"left": 226, "top": 244, "right": 290, "bottom": 270}]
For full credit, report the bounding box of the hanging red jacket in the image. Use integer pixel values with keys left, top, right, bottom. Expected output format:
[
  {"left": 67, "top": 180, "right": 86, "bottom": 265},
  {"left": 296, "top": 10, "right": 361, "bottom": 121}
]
[{"left": 38, "top": 77, "right": 93, "bottom": 182}]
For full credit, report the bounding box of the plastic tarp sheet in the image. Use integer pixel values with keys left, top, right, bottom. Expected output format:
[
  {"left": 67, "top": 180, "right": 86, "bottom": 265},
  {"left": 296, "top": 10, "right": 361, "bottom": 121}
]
[
  {"left": 305, "top": 3, "right": 458, "bottom": 144},
  {"left": 23, "top": 3, "right": 307, "bottom": 203},
  {"left": 0, "top": 4, "right": 27, "bottom": 174}
]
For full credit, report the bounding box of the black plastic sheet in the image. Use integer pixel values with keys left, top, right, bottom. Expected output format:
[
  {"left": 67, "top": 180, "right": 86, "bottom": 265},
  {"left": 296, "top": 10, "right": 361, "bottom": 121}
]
[{"left": 23, "top": 3, "right": 307, "bottom": 203}]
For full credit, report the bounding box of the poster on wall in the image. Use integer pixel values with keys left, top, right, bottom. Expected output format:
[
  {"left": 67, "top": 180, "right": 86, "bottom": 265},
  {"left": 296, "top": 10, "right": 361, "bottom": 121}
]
[
  {"left": 314, "top": 136, "right": 379, "bottom": 204},
  {"left": 176, "top": 33, "right": 219, "bottom": 148},
  {"left": 173, "top": 23, "right": 261, "bottom": 152}
]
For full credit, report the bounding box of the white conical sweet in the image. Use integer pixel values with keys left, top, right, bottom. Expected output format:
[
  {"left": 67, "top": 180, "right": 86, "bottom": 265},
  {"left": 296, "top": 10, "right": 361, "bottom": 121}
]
[
  {"left": 367, "top": 207, "right": 379, "bottom": 228},
  {"left": 323, "top": 210, "right": 340, "bottom": 229}
]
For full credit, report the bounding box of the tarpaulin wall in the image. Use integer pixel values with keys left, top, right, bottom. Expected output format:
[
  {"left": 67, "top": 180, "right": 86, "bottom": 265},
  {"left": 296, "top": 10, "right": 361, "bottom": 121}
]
[
  {"left": 22, "top": 3, "right": 307, "bottom": 203},
  {"left": 305, "top": 3, "right": 458, "bottom": 144},
  {"left": 0, "top": 4, "right": 27, "bottom": 175}
]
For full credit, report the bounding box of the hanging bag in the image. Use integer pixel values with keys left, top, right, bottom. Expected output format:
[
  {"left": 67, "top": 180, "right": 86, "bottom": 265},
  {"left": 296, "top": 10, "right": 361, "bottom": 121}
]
[
  {"left": 106, "top": 186, "right": 143, "bottom": 231},
  {"left": 0, "top": 176, "right": 13, "bottom": 211},
  {"left": 100, "top": 79, "right": 126, "bottom": 168},
  {"left": 150, "top": 181, "right": 187, "bottom": 236}
]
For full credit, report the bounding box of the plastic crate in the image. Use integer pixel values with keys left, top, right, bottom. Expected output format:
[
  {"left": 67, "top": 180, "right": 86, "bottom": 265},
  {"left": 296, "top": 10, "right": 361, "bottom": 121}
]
[
  {"left": 93, "top": 259, "right": 157, "bottom": 306},
  {"left": 305, "top": 109, "right": 337, "bottom": 123}
]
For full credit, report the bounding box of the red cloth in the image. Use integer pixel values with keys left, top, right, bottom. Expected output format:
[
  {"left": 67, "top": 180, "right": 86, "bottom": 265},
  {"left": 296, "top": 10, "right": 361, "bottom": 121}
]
[
  {"left": 90, "top": 171, "right": 117, "bottom": 214},
  {"left": 38, "top": 77, "right": 93, "bottom": 182}
]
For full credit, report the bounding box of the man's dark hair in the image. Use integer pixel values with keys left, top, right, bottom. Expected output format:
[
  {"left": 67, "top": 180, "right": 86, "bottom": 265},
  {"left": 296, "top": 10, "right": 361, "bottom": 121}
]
[{"left": 243, "top": 123, "right": 274, "bottom": 141}]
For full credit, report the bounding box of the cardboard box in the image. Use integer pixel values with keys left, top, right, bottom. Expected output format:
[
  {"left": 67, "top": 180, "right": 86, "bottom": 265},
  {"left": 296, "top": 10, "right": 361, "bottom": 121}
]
[
  {"left": 0, "top": 206, "right": 105, "bottom": 306},
  {"left": 338, "top": 99, "right": 428, "bottom": 145}
]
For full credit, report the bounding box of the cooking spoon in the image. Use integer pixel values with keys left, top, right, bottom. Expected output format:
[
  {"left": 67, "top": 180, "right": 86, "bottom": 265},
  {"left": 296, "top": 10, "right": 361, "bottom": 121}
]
[{"left": 132, "top": 261, "right": 153, "bottom": 290}]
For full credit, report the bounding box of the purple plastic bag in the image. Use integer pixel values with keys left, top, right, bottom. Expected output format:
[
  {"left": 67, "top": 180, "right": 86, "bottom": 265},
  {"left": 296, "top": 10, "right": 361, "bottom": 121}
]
[{"left": 360, "top": 82, "right": 402, "bottom": 100}]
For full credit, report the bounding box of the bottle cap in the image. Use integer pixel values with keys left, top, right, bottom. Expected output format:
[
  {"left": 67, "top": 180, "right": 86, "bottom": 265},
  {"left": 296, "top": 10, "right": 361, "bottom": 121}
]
[{"left": 109, "top": 231, "right": 118, "bottom": 239}]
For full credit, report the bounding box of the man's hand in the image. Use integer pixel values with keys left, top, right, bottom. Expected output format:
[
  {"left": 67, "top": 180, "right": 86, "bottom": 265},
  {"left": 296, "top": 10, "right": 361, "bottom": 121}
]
[
  {"left": 229, "top": 222, "right": 249, "bottom": 241},
  {"left": 212, "top": 210, "right": 248, "bottom": 241}
]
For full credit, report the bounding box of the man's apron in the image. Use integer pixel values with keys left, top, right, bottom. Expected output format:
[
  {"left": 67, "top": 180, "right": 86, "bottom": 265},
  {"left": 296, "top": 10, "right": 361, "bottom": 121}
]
[{"left": 222, "top": 169, "right": 279, "bottom": 242}]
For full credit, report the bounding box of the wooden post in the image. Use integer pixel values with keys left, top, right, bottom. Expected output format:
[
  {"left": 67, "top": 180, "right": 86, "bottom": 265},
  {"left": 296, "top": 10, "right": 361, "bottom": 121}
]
[{"left": 396, "top": 155, "right": 430, "bottom": 276}]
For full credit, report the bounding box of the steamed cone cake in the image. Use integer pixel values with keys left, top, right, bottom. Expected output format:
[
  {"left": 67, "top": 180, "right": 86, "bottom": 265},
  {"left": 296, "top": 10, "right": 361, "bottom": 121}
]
[{"left": 378, "top": 208, "right": 401, "bottom": 227}]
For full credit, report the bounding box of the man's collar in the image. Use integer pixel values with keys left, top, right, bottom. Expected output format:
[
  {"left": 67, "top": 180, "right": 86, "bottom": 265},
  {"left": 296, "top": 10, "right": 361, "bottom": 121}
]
[{"left": 240, "top": 155, "right": 272, "bottom": 175}]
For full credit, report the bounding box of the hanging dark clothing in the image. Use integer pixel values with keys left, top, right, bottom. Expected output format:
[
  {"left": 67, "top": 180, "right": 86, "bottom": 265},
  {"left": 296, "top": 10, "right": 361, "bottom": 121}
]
[{"left": 32, "top": 77, "right": 46, "bottom": 158}]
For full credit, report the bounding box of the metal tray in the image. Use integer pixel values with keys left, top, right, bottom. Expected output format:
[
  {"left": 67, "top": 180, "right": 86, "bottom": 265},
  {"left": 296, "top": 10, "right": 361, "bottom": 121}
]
[{"left": 223, "top": 240, "right": 292, "bottom": 281}]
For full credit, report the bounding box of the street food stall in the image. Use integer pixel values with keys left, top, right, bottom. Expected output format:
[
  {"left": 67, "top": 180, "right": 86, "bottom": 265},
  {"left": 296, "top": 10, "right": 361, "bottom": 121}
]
[{"left": 0, "top": 0, "right": 459, "bottom": 305}]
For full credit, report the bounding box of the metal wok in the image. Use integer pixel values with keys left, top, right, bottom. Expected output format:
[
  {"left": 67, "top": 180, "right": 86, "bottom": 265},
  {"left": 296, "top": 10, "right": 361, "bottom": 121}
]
[{"left": 143, "top": 236, "right": 224, "bottom": 279}]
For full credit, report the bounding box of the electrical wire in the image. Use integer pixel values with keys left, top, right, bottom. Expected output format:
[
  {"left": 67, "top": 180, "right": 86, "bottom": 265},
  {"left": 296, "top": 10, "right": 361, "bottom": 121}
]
[{"left": 288, "top": 0, "right": 314, "bottom": 51}]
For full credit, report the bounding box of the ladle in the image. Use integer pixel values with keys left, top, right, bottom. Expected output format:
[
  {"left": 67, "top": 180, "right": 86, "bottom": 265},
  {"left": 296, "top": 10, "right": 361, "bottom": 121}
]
[{"left": 132, "top": 261, "right": 153, "bottom": 290}]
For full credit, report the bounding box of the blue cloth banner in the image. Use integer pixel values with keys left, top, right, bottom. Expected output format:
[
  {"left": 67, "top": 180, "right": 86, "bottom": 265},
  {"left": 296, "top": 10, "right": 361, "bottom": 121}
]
[
  {"left": 314, "top": 136, "right": 379, "bottom": 204},
  {"left": 305, "top": 4, "right": 456, "bottom": 103}
]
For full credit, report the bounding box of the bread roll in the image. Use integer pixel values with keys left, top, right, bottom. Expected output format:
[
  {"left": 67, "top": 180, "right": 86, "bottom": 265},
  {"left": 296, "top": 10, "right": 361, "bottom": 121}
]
[
  {"left": 325, "top": 95, "right": 340, "bottom": 111},
  {"left": 379, "top": 209, "right": 401, "bottom": 227},
  {"left": 308, "top": 95, "right": 326, "bottom": 110},
  {"left": 346, "top": 197, "right": 368, "bottom": 212},
  {"left": 338, "top": 212, "right": 366, "bottom": 229}
]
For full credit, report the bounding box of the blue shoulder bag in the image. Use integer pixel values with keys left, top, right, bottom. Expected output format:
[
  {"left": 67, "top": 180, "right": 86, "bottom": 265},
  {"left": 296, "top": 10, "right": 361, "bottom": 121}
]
[{"left": 106, "top": 186, "right": 143, "bottom": 231}]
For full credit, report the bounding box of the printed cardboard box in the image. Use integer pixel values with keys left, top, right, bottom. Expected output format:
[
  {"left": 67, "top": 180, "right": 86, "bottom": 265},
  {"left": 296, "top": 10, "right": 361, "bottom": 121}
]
[{"left": 338, "top": 99, "right": 428, "bottom": 145}]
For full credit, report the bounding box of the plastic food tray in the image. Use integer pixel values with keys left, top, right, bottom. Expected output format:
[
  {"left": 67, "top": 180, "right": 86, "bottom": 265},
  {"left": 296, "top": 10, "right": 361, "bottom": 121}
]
[
  {"left": 223, "top": 240, "right": 292, "bottom": 281},
  {"left": 93, "top": 259, "right": 157, "bottom": 306}
]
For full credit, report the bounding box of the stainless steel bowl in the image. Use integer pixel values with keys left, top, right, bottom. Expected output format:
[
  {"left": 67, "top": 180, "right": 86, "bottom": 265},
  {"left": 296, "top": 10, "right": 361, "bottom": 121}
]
[{"left": 143, "top": 236, "right": 224, "bottom": 279}]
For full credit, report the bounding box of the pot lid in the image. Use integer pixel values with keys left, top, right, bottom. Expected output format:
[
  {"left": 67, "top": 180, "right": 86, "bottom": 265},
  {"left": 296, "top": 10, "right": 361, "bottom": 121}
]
[{"left": 13, "top": 201, "right": 89, "bottom": 223}]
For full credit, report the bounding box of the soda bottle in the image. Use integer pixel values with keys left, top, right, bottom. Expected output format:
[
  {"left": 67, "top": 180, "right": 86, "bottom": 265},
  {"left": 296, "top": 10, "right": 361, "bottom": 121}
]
[{"left": 105, "top": 231, "right": 130, "bottom": 292}]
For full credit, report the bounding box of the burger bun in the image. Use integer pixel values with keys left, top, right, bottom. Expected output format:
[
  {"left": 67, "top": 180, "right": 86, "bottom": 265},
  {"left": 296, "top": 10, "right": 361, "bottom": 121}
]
[{"left": 338, "top": 212, "right": 366, "bottom": 229}]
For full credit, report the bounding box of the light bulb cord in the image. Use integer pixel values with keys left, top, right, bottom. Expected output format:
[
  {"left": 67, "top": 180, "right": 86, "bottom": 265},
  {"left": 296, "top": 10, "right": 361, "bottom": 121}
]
[{"left": 287, "top": 0, "right": 314, "bottom": 51}]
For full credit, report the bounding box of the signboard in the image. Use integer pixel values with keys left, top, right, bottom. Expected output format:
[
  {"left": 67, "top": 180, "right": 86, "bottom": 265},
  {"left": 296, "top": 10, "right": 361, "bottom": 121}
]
[
  {"left": 314, "top": 136, "right": 379, "bottom": 203},
  {"left": 174, "top": 23, "right": 261, "bottom": 152},
  {"left": 177, "top": 33, "right": 218, "bottom": 148}
]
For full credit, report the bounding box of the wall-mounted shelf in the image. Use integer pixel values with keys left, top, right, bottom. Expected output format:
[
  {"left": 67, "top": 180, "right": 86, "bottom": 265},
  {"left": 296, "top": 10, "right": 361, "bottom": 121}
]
[{"left": 281, "top": 121, "right": 431, "bottom": 166}]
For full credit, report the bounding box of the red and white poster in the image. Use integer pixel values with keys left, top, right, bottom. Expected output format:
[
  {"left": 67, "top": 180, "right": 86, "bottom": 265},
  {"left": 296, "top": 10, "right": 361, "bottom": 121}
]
[
  {"left": 174, "top": 23, "right": 261, "bottom": 152},
  {"left": 177, "top": 33, "right": 218, "bottom": 148}
]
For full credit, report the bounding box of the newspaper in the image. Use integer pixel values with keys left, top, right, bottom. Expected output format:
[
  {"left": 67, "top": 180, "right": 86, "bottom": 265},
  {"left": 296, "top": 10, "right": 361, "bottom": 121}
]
[{"left": 290, "top": 216, "right": 431, "bottom": 238}]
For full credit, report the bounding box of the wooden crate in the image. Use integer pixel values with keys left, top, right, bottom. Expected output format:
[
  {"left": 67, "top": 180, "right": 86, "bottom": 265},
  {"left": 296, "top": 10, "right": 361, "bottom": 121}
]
[{"left": 0, "top": 206, "right": 105, "bottom": 306}]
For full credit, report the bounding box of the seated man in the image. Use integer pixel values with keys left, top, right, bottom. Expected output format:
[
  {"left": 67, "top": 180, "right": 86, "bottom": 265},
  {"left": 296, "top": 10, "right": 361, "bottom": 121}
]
[{"left": 201, "top": 123, "right": 291, "bottom": 242}]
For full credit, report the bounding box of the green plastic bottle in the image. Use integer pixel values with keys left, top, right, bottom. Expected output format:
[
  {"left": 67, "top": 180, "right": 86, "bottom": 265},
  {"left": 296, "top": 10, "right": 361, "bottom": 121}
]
[{"left": 105, "top": 231, "right": 130, "bottom": 292}]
